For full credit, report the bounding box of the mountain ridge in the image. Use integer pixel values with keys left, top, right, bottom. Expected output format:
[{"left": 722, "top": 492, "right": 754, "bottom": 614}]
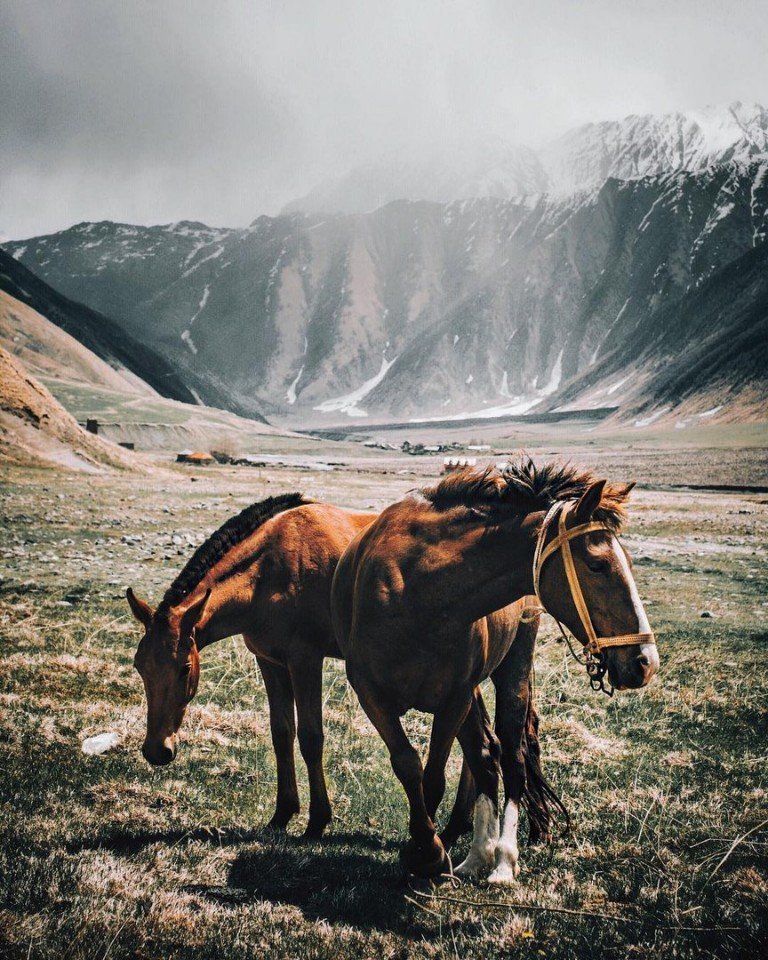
[{"left": 4, "top": 104, "right": 767, "bottom": 426}]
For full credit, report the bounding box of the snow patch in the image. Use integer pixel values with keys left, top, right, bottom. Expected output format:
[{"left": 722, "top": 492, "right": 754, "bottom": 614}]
[
  {"left": 539, "top": 349, "right": 563, "bottom": 396},
  {"left": 313, "top": 353, "right": 398, "bottom": 417},
  {"left": 634, "top": 407, "right": 670, "bottom": 428},
  {"left": 286, "top": 366, "right": 303, "bottom": 405},
  {"left": 181, "top": 330, "right": 198, "bottom": 355}
]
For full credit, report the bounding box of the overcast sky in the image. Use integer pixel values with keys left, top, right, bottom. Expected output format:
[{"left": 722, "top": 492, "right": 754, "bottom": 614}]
[{"left": 1, "top": 0, "right": 766, "bottom": 240}]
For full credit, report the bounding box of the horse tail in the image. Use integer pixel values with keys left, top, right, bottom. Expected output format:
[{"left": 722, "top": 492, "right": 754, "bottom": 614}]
[{"left": 521, "top": 675, "right": 570, "bottom": 843}]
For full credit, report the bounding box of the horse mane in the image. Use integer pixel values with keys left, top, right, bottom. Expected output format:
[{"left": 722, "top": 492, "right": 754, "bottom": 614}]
[
  {"left": 159, "top": 492, "right": 309, "bottom": 611},
  {"left": 423, "top": 458, "right": 630, "bottom": 531}
]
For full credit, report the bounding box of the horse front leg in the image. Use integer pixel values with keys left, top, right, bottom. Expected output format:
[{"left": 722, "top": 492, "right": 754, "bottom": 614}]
[
  {"left": 353, "top": 677, "right": 448, "bottom": 878},
  {"left": 256, "top": 656, "right": 300, "bottom": 830},
  {"left": 423, "top": 689, "right": 474, "bottom": 826},
  {"left": 289, "top": 652, "right": 333, "bottom": 839},
  {"left": 454, "top": 688, "right": 502, "bottom": 879}
]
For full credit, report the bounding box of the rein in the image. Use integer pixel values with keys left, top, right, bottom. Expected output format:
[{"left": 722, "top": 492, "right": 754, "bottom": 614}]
[{"left": 527, "top": 500, "right": 656, "bottom": 696}]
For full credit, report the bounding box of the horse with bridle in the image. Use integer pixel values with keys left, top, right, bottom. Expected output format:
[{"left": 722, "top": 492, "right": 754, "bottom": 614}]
[
  {"left": 128, "top": 493, "right": 562, "bottom": 845},
  {"left": 331, "top": 460, "right": 659, "bottom": 881}
]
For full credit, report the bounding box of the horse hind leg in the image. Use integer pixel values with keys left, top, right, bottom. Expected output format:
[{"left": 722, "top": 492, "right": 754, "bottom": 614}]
[
  {"left": 454, "top": 688, "right": 502, "bottom": 879},
  {"left": 257, "top": 656, "right": 300, "bottom": 830},
  {"left": 289, "top": 653, "right": 332, "bottom": 839},
  {"left": 440, "top": 758, "right": 475, "bottom": 852}
]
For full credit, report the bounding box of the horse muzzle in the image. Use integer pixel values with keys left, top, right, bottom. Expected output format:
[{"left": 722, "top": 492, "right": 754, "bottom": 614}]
[
  {"left": 608, "top": 642, "right": 660, "bottom": 690},
  {"left": 142, "top": 736, "right": 177, "bottom": 766}
]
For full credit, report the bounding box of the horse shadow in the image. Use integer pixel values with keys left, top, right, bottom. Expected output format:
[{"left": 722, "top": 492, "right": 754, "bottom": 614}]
[
  {"left": 66, "top": 825, "right": 458, "bottom": 934},
  {"left": 188, "top": 838, "right": 432, "bottom": 935}
]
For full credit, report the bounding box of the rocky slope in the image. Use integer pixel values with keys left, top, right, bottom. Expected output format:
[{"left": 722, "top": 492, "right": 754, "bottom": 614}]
[
  {"left": 0, "top": 346, "right": 140, "bottom": 472},
  {"left": 0, "top": 249, "right": 268, "bottom": 422}
]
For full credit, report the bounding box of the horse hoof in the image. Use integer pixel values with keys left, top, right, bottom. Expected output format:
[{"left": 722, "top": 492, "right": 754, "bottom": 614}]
[
  {"left": 454, "top": 849, "right": 495, "bottom": 879},
  {"left": 487, "top": 862, "right": 519, "bottom": 885},
  {"left": 302, "top": 823, "right": 328, "bottom": 841},
  {"left": 400, "top": 836, "right": 450, "bottom": 879}
]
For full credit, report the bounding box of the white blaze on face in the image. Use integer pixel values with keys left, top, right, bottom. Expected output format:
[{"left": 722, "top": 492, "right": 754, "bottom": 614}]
[
  {"left": 611, "top": 538, "right": 652, "bottom": 634},
  {"left": 454, "top": 794, "right": 499, "bottom": 878},
  {"left": 488, "top": 799, "right": 520, "bottom": 884}
]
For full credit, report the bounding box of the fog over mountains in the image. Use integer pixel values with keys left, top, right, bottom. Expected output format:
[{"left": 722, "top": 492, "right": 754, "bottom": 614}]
[{"left": 5, "top": 103, "right": 768, "bottom": 425}]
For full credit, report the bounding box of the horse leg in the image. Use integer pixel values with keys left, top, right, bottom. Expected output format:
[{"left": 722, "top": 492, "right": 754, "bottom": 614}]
[
  {"left": 257, "top": 656, "right": 300, "bottom": 830},
  {"left": 288, "top": 653, "right": 332, "bottom": 839},
  {"left": 487, "top": 614, "right": 550, "bottom": 883},
  {"left": 353, "top": 678, "right": 448, "bottom": 878},
  {"left": 423, "top": 689, "right": 474, "bottom": 824},
  {"left": 454, "top": 688, "right": 502, "bottom": 879},
  {"left": 439, "top": 758, "right": 475, "bottom": 852}
]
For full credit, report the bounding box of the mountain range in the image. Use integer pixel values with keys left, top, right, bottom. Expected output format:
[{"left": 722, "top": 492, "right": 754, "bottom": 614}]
[{"left": 4, "top": 102, "right": 767, "bottom": 426}]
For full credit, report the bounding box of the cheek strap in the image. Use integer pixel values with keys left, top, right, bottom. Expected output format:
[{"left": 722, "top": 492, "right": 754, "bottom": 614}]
[{"left": 535, "top": 504, "right": 656, "bottom": 655}]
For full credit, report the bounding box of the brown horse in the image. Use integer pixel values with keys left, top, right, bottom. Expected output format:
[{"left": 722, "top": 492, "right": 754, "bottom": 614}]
[
  {"left": 128, "top": 493, "right": 558, "bottom": 843},
  {"left": 331, "top": 460, "right": 659, "bottom": 880},
  {"left": 129, "top": 494, "right": 373, "bottom": 837}
]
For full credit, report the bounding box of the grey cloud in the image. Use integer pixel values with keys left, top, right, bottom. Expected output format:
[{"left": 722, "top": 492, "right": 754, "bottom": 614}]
[{"left": 1, "top": 0, "right": 767, "bottom": 239}]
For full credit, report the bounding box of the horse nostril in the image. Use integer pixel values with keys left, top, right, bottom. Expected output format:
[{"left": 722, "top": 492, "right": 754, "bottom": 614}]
[
  {"left": 637, "top": 653, "right": 651, "bottom": 669},
  {"left": 142, "top": 741, "right": 175, "bottom": 766}
]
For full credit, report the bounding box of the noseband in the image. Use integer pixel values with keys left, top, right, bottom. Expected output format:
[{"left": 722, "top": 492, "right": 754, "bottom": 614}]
[{"left": 531, "top": 500, "right": 656, "bottom": 695}]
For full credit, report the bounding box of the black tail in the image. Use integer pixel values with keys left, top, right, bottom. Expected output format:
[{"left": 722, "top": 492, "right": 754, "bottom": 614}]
[{"left": 521, "top": 677, "right": 570, "bottom": 843}]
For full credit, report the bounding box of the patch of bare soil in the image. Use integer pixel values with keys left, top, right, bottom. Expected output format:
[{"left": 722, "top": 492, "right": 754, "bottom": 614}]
[{"left": 0, "top": 347, "right": 145, "bottom": 473}]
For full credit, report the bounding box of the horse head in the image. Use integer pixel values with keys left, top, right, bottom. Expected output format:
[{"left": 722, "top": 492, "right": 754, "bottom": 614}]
[
  {"left": 535, "top": 480, "right": 659, "bottom": 691},
  {"left": 127, "top": 588, "right": 210, "bottom": 765}
]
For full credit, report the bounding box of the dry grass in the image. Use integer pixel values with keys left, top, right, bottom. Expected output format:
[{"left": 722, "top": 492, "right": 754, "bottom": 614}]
[{"left": 0, "top": 457, "right": 766, "bottom": 959}]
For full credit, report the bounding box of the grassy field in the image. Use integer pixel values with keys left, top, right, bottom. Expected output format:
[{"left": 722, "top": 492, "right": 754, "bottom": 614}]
[{"left": 0, "top": 451, "right": 766, "bottom": 959}]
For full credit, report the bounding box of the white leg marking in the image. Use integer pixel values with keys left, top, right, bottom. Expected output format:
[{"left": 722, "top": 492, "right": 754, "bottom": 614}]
[
  {"left": 455, "top": 794, "right": 499, "bottom": 878},
  {"left": 488, "top": 799, "right": 520, "bottom": 884}
]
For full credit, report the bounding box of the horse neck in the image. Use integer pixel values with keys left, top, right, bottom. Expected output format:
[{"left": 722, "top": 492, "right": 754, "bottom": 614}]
[
  {"left": 188, "top": 578, "right": 252, "bottom": 650},
  {"left": 419, "top": 506, "right": 541, "bottom": 623}
]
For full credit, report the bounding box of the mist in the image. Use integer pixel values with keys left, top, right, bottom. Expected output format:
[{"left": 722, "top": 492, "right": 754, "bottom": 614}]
[{"left": 2, "top": 0, "right": 767, "bottom": 239}]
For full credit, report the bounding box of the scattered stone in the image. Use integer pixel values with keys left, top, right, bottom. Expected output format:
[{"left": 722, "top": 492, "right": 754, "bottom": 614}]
[{"left": 700, "top": 610, "right": 716, "bottom": 618}]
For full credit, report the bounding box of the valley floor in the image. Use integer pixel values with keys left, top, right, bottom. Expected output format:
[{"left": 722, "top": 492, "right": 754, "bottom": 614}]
[{"left": 0, "top": 445, "right": 766, "bottom": 959}]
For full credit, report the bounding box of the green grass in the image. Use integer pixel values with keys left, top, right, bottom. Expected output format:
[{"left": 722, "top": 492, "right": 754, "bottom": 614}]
[{"left": 0, "top": 465, "right": 766, "bottom": 959}]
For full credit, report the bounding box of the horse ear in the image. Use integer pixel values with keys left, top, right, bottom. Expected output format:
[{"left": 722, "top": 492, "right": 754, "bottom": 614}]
[
  {"left": 619, "top": 481, "right": 636, "bottom": 498},
  {"left": 126, "top": 588, "right": 154, "bottom": 628},
  {"left": 573, "top": 479, "right": 607, "bottom": 523},
  {"left": 179, "top": 589, "right": 211, "bottom": 638}
]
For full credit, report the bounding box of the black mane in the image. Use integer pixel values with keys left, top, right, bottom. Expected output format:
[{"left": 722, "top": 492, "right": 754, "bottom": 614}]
[
  {"left": 160, "top": 492, "right": 309, "bottom": 610},
  {"left": 423, "top": 459, "right": 629, "bottom": 530}
]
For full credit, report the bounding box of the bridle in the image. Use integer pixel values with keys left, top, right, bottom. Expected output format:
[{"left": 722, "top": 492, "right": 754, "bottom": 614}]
[{"left": 528, "top": 499, "right": 656, "bottom": 696}]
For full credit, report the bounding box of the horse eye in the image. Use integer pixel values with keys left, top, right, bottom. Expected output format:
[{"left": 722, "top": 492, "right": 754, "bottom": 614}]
[
  {"left": 587, "top": 560, "right": 609, "bottom": 574},
  {"left": 180, "top": 662, "right": 192, "bottom": 678}
]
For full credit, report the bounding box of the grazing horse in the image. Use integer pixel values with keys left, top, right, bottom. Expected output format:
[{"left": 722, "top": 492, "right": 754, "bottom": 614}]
[
  {"left": 127, "top": 492, "right": 559, "bottom": 843},
  {"left": 331, "top": 460, "right": 659, "bottom": 881},
  {"left": 129, "top": 494, "right": 374, "bottom": 837}
]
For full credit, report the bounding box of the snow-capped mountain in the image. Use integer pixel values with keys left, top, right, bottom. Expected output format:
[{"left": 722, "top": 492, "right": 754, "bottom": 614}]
[
  {"left": 541, "top": 101, "right": 768, "bottom": 195},
  {"left": 284, "top": 102, "right": 768, "bottom": 214},
  {"left": 6, "top": 149, "right": 767, "bottom": 424}
]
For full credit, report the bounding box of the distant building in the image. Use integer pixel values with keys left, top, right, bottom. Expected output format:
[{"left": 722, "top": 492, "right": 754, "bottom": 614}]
[
  {"left": 442, "top": 457, "right": 477, "bottom": 474},
  {"left": 176, "top": 451, "right": 215, "bottom": 465}
]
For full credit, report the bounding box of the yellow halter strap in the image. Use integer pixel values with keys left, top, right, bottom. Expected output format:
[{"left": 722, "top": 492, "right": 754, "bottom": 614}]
[{"left": 533, "top": 501, "right": 656, "bottom": 656}]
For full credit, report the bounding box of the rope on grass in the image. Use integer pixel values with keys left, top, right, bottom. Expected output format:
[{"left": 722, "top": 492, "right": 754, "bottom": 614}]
[{"left": 406, "top": 885, "right": 743, "bottom": 933}]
